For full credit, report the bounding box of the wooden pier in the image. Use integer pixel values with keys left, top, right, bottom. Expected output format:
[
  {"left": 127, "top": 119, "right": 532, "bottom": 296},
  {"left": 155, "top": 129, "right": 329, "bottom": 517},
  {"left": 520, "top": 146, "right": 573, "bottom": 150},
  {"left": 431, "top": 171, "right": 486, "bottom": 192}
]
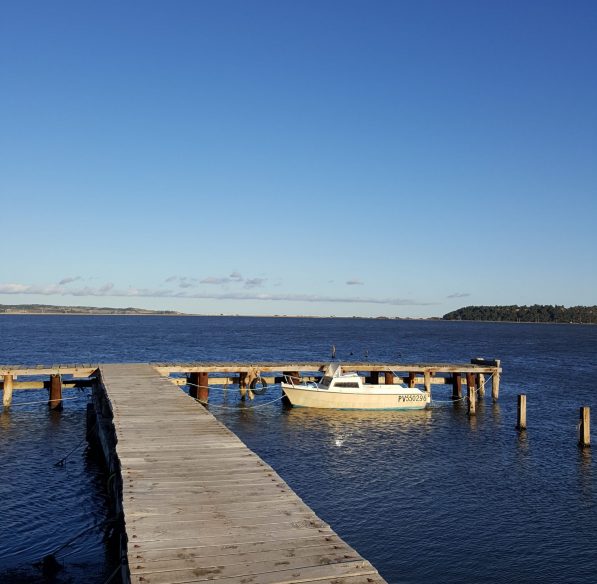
[
  {"left": 1, "top": 359, "right": 503, "bottom": 582},
  {"left": 93, "top": 363, "right": 386, "bottom": 584},
  {"left": 1, "top": 359, "right": 502, "bottom": 408}
]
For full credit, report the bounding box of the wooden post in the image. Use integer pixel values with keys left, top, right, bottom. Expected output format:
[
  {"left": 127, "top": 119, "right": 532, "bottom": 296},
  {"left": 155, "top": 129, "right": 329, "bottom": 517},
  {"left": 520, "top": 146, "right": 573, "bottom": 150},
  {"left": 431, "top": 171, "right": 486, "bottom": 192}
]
[
  {"left": 239, "top": 372, "right": 248, "bottom": 400},
  {"left": 466, "top": 372, "right": 476, "bottom": 395},
  {"left": 516, "top": 394, "right": 527, "bottom": 430},
  {"left": 408, "top": 371, "right": 416, "bottom": 388},
  {"left": 49, "top": 374, "right": 62, "bottom": 410},
  {"left": 579, "top": 406, "right": 590, "bottom": 448},
  {"left": 452, "top": 374, "right": 462, "bottom": 399},
  {"left": 468, "top": 385, "right": 476, "bottom": 415},
  {"left": 370, "top": 371, "right": 379, "bottom": 385},
  {"left": 384, "top": 371, "right": 394, "bottom": 385},
  {"left": 188, "top": 372, "right": 199, "bottom": 399},
  {"left": 198, "top": 372, "right": 209, "bottom": 402},
  {"left": 423, "top": 370, "right": 431, "bottom": 397},
  {"left": 478, "top": 373, "right": 486, "bottom": 398},
  {"left": 490, "top": 360, "right": 501, "bottom": 402},
  {"left": 2, "top": 374, "right": 14, "bottom": 408}
]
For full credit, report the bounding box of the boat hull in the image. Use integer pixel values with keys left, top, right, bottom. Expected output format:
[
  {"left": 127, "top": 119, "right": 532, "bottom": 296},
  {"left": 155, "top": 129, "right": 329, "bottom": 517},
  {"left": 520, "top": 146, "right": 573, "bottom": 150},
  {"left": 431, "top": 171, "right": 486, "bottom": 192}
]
[{"left": 281, "top": 383, "right": 429, "bottom": 410}]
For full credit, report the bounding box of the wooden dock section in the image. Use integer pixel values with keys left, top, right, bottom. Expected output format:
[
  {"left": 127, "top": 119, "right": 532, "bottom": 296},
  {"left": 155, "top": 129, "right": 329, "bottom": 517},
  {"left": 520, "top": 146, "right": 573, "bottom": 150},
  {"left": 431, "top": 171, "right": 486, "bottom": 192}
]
[{"left": 96, "top": 363, "right": 387, "bottom": 584}]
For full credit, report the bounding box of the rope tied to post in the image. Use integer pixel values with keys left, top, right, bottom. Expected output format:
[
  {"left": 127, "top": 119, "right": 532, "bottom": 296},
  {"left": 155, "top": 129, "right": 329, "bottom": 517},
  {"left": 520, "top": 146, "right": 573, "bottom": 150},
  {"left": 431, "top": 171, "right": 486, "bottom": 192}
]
[{"left": 191, "top": 392, "right": 286, "bottom": 410}]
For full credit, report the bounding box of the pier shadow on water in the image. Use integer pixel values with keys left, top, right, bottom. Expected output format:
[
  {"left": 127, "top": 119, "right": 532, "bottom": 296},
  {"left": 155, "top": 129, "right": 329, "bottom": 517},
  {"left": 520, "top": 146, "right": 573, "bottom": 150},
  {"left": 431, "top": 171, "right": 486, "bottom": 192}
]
[{"left": 0, "top": 392, "right": 121, "bottom": 583}]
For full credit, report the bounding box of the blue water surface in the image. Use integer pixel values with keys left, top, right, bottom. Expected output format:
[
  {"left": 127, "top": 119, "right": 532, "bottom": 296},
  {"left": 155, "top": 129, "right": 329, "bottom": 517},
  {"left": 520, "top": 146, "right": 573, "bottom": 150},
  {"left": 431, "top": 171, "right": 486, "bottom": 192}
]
[{"left": 0, "top": 316, "right": 595, "bottom": 583}]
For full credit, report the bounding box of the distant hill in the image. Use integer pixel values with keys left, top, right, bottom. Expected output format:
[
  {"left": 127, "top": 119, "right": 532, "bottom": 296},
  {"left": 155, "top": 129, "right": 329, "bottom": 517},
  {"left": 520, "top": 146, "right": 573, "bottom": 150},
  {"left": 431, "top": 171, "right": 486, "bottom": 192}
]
[
  {"left": 0, "top": 303, "right": 183, "bottom": 316},
  {"left": 443, "top": 305, "right": 596, "bottom": 324}
]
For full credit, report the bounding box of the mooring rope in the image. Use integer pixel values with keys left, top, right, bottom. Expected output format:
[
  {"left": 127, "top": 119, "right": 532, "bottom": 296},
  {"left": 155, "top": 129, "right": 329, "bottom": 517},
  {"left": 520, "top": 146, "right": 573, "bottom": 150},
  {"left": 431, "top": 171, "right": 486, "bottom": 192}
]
[
  {"left": 185, "top": 379, "right": 270, "bottom": 394},
  {"left": 102, "top": 563, "right": 122, "bottom": 584},
  {"left": 3, "top": 395, "right": 84, "bottom": 408},
  {"left": 192, "top": 393, "right": 286, "bottom": 410},
  {"left": 54, "top": 421, "right": 96, "bottom": 467},
  {"left": 430, "top": 396, "right": 468, "bottom": 405}
]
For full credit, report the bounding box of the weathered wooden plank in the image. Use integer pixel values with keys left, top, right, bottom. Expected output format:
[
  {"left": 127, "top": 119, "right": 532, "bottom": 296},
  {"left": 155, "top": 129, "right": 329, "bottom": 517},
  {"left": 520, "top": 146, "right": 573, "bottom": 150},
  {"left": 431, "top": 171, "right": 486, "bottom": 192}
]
[
  {"left": 134, "top": 535, "right": 346, "bottom": 562},
  {"left": 129, "top": 560, "right": 376, "bottom": 584},
  {"left": 129, "top": 551, "right": 365, "bottom": 577}
]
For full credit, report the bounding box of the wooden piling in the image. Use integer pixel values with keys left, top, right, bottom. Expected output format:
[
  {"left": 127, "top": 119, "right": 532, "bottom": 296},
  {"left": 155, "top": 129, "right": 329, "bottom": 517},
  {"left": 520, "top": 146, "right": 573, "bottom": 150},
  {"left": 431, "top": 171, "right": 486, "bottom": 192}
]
[
  {"left": 239, "top": 372, "right": 248, "bottom": 400},
  {"left": 491, "top": 360, "right": 501, "bottom": 401},
  {"left": 452, "top": 373, "right": 462, "bottom": 399},
  {"left": 408, "top": 371, "right": 416, "bottom": 388},
  {"left": 468, "top": 384, "right": 476, "bottom": 415},
  {"left": 2, "top": 374, "right": 14, "bottom": 408},
  {"left": 198, "top": 371, "right": 209, "bottom": 402},
  {"left": 49, "top": 374, "right": 62, "bottom": 409},
  {"left": 516, "top": 394, "right": 527, "bottom": 430},
  {"left": 579, "top": 406, "right": 590, "bottom": 448},
  {"left": 478, "top": 373, "right": 486, "bottom": 398},
  {"left": 423, "top": 370, "right": 431, "bottom": 397},
  {"left": 384, "top": 371, "right": 394, "bottom": 385},
  {"left": 188, "top": 372, "right": 199, "bottom": 399},
  {"left": 466, "top": 372, "right": 476, "bottom": 395},
  {"left": 370, "top": 371, "right": 380, "bottom": 385}
]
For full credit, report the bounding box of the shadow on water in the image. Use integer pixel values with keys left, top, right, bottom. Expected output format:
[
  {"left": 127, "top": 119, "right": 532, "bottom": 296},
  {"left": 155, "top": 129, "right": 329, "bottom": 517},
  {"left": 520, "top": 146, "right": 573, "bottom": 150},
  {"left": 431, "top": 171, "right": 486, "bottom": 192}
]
[{"left": 0, "top": 394, "right": 122, "bottom": 584}]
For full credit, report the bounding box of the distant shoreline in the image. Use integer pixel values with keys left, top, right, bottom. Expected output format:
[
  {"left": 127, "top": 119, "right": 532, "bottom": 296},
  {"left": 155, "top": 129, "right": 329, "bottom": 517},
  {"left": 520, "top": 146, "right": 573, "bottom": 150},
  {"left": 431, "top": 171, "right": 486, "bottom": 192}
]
[{"left": 0, "top": 310, "right": 424, "bottom": 320}]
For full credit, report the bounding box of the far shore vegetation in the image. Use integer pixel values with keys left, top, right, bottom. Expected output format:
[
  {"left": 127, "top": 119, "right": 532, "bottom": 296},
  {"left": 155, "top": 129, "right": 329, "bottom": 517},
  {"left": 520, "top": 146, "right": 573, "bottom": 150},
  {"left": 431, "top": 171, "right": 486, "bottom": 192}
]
[
  {"left": 0, "top": 303, "right": 181, "bottom": 316},
  {"left": 443, "top": 305, "right": 596, "bottom": 324}
]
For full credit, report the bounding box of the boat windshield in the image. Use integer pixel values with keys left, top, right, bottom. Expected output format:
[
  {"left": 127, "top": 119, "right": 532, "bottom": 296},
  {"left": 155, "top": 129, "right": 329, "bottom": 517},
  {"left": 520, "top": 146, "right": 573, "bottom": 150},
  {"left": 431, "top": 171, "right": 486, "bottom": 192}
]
[{"left": 320, "top": 376, "right": 333, "bottom": 388}]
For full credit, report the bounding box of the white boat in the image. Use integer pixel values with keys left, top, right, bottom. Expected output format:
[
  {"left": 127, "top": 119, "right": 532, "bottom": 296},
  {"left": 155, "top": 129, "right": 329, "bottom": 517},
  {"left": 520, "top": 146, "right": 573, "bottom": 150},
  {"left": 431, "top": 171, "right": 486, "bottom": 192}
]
[{"left": 281, "top": 363, "right": 430, "bottom": 410}]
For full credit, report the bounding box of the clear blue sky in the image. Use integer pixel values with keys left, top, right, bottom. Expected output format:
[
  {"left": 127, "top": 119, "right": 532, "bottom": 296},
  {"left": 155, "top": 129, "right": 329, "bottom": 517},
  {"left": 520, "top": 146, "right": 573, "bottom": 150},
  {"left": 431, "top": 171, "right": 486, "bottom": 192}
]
[{"left": 1, "top": 0, "right": 595, "bottom": 317}]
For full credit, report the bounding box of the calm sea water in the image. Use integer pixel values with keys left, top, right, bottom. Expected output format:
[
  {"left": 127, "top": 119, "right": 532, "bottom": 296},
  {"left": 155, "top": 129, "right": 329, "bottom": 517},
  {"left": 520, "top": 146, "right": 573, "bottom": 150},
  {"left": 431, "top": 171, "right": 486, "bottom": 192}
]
[{"left": 0, "top": 316, "right": 595, "bottom": 583}]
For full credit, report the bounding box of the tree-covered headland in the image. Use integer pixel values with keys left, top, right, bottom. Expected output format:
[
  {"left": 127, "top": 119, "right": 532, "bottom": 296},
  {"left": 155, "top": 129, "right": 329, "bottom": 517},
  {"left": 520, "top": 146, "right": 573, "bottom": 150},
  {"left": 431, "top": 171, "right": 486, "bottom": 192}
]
[{"left": 443, "top": 305, "right": 596, "bottom": 324}]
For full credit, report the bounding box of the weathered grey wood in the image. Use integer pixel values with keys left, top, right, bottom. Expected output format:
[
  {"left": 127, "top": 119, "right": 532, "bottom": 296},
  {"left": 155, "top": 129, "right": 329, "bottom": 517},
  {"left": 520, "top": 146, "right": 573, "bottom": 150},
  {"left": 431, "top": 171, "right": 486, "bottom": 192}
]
[
  {"left": 478, "top": 373, "right": 486, "bottom": 398},
  {"left": 492, "top": 368, "right": 501, "bottom": 401},
  {"left": 98, "top": 364, "right": 386, "bottom": 584},
  {"left": 468, "top": 385, "right": 476, "bottom": 415},
  {"left": 129, "top": 559, "right": 376, "bottom": 584},
  {"left": 2, "top": 374, "right": 13, "bottom": 407},
  {"left": 517, "top": 394, "right": 527, "bottom": 430},
  {"left": 579, "top": 406, "right": 590, "bottom": 448}
]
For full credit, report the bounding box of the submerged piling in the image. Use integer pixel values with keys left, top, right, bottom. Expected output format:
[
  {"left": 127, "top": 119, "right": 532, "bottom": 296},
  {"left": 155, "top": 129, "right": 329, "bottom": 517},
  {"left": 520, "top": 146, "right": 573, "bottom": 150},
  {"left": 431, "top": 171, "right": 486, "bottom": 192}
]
[
  {"left": 516, "top": 394, "right": 527, "bottom": 430},
  {"left": 2, "top": 374, "right": 14, "bottom": 408},
  {"left": 579, "top": 406, "right": 591, "bottom": 448},
  {"left": 49, "top": 374, "right": 62, "bottom": 410}
]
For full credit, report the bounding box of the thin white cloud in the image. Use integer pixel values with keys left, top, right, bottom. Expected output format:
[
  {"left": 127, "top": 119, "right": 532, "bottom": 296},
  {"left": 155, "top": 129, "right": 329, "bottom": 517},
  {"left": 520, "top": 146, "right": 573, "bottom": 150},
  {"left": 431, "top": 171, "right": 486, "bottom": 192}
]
[
  {"left": 200, "top": 273, "right": 246, "bottom": 286},
  {"left": 0, "top": 281, "right": 436, "bottom": 306},
  {"left": 200, "top": 276, "right": 232, "bottom": 285},
  {"left": 447, "top": 292, "right": 471, "bottom": 299},
  {"left": 58, "top": 276, "right": 82, "bottom": 285},
  {"left": 346, "top": 279, "right": 364, "bottom": 286},
  {"left": 244, "top": 278, "right": 266, "bottom": 289}
]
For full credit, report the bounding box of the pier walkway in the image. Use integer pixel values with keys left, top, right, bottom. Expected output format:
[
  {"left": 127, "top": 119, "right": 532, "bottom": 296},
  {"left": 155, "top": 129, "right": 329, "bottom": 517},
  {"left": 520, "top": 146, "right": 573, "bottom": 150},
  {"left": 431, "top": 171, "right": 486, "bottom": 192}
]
[{"left": 98, "top": 364, "right": 386, "bottom": 584}]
